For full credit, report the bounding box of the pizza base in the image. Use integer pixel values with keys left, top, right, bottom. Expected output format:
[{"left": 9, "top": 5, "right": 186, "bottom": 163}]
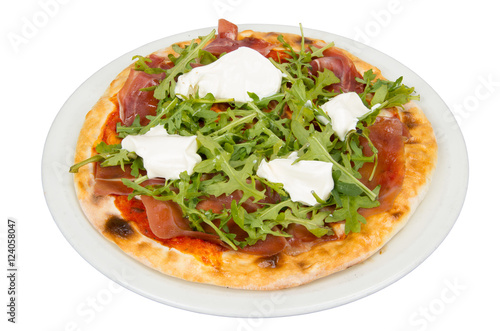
[{"left": 73, "top": 30, "right": 437, "bottom": 290}]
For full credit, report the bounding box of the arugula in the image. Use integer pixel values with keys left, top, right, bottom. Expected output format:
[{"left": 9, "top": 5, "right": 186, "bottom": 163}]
[
  {"left": 153, "top": 30, "right": 216, "bottom": 100},
  {"left": 195, "top": 133, "right": 265, "bottom": 203},
  {"left": 69, "top": 142, "right": 139, "bottom": 173},
  {"left": 330, "top": 195, "right": 379, "bottom": 234},
  {"left": 357, "top": 69, "right": 420, "bottom": 125}
]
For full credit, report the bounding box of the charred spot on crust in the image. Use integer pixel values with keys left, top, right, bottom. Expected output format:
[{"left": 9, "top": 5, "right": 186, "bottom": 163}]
[
  {"left": 292, "top": 35, "right": 302, "bottom": 45},
  {"left": 390, "top": 211, "right": 403, "bottom": 220},
  {"left": 304, "top": 37, "right": 315, "bottom": 45},
  {"left": 406, "top": 136, "right": 421, "bottom": 144},
  {"left": 265, "top": 32, "right": 279, "bottom": 38},
  {"left": 105, "top": 216, "right": 134, "bottom": 238},
  {"left": 257, "top": 254, "right": 280, "bottom": 268},
  {"left": 291, "top": 35, "right": 316, "bottom": 46},
  {"left": 390, "top": 206, "right": 409, "bottom": 222},
  {"left": 400, "top": 111, "right": 420, "bottom": 129},
  {"left": 296, "top": 260, "right": 310, "bottom": 270},
  {"left": 91, "top": 194, "right": 103, "bottom": 204}
]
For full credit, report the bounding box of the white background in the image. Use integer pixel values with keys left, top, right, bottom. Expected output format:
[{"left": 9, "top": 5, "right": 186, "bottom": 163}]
[{"left": 1, "top": 0, "right": 498, "bottom": 330}]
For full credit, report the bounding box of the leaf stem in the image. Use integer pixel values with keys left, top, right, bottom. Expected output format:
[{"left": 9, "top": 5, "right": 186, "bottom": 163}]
[
  {"left": 309, "top": 135, "right": 377, "bottom": 200},
  {"left": 69, "top": 155, "right": 104, "bottom": 173},
  {"left": 139, "top": 99, "right": 178, "bottom": 134},
  {"left": 153, "top": 30, "right": 216, "bottom": 100}
]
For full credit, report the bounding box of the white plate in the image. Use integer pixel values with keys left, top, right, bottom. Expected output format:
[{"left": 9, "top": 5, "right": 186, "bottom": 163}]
[{"left": 42, "top": 24, "right": 468, "bottom": 317}]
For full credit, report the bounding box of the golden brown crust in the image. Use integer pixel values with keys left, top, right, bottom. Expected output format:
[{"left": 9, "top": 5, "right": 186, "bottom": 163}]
[{"left": 73, "top": 30, "right": 437, "bottom": 290}]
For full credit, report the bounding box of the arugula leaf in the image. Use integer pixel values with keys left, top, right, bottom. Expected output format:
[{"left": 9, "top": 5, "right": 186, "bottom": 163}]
[
  {"left": 307, "top": 69, "right": 339, "bottom": 101},
  {"left": 116, "top": 115, "right": 142, "bottom": 138},
  {"left": 196, "top": 133, "right": 265, "bottom": 203},
  {"left": 69, "top": 154, "right": 104, "bottom": 173},
  {"left": 296, "top": 125, "right": 378, "bottom": 201},
  {"left": 331, "top": 195, "right": 379, "bottom": 234},
  {"left": 231, "top": 200, "right": 289, "bottom": 247},
  {"left": 132, "top": 55, "right": 167, "bottom": 75},
  {"left": 153, "top": 30, "right": 216, "bottom": 100},
  {"left": 281, "top": 209, "right": 332, "bottom": 237},
  {"left": 69, "top": 142, "right": 137, "bottom": 173},
  {"left": 357, "top": 69, "right": 419, "bottom": 123}
]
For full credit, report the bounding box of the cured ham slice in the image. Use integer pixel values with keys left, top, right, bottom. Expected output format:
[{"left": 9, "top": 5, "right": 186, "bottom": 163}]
[
  {"left": 283, "top": 222, "right": 345, "bottom": 256},
  {"left": 94, "top": 179, "right": 133, "bottom": 196},
  {"left": 118, "top": 70, "right": 160, "bottom": 126},
  {"left": 310, "top": 48, "right": 365, "bottom": 93},
  {"left": 195, "top": 181, "right": 280, "bottom": 214},
  {"left": 93, "top": 166, "right": 164, "bottom": 196},
  {"left": 141, "top": 196, "right": 189, "bottom": 238},
  {"left": 204, "top": 19, "right": 275, "bottom": 56},
  {"left": 358, "top": 116, "right": 408, "bottom": 217},
  {"left": 117, "top": 55, "right": 171, "bottom": 126},
  {"left": 217, "top": 18, "right": 238, "bottom": 40},
  {"left": 95, "top": 164, "right": 144, "bottom": 179},
  {"left": 140, "top": 196, "right": 226, "bottom": 245},
  {"left": 239, "top": 234, "right": 287, "bottom": 256}
]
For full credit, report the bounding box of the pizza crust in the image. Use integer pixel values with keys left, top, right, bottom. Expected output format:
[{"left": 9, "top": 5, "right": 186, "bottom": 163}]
[{"left": 73, "top": 30, "right": 437, "bottom": 290}]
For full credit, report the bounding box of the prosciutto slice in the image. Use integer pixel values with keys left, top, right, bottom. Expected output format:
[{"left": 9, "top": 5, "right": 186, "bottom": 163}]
[
  {"left": 117, "top": 55, "right": 171, "bottom": 126},
  {"left": 95, "top": 164, "right": 144, "bottom": 179},
  {"left": 195, "top": 183, "right": 286, "bottom": 256},
  {"left": 239, "top": 234, "right": 287, "bottom": 256},
  {"left": 195, "top": 180, "right": 280, "bottom": 214},
  {"left": 140, "top": 196, "right": 226, "bottom": 245},
  {"left": 358, "top": 116, "right": 409, "bottom": 217},
  {"left": 93, "top": 164, "right": 163, "bottom": 196},
  {"left": 141, "top": 196, "right": 189, "bottom": 238},
  {"left": 204, "top": 19, "right": 275, "bottom": 56},
  {"left": 310, "top": 48, "right": 365, "bottom": 93}
]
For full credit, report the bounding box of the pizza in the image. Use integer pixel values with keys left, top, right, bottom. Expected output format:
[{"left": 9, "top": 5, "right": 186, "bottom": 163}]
[{"left": 70, "top": 19, "right": 437, "bottom": 290}]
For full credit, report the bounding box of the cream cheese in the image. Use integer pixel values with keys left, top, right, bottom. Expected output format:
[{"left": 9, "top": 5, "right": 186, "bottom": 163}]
[
  {"left": 174, "top": 47, "right": 282, "bottom": 103},
  {"left": 256, "top": 152, "right": 334, "bottom": 206},
  {"left": 121, "top": 125, "right": 201, "bottom": 180},
  {"left": 320, "top": 92, "right": 372, "bottom": 141}
]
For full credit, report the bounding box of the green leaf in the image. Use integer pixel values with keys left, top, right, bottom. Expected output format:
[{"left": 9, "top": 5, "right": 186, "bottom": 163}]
[
  {"left": 95, "top": 141, "right": 121, "bottom": 154},
  {"left": 69, "top": 154, "right": 104, "bottom": 173},
  {"left": 307, "top": 69, "right": 339, "bottom": 101},
  {"left": 132, "top": 55, "right": 167, "bottom": 75},
  {"left": 331, "top": 195, "right": 379, "bottom": 234},
  {"left": 121, "top": 177, "right": 153, "bottom": 197},
  {"left": 153, "top": 30, "right": 216, "bottom": 100},
  {"left": 299, "top": 126, "right": 377, "bottom": 200},
  {"left": 371, "top": 83, "right": 388, "bottom": 106},
  {"left": 196, "top": 133, "right": 265, "bottom": 203},
  {"left": 280, "top": 209, "right": 332, "bottom": 237}
]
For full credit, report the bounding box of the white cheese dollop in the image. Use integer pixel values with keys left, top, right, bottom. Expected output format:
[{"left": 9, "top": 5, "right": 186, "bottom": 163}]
[
  {"left": 320, "top": 92, "right": 371, "bottom": 141},
  {"left": 174, "top": 47, "right": 282, "bottom": 103},
  {"left": 121, "top": 125, "right": 201, "bottom": 180},
  {"left": 256, "top": 152, "right": 334, "bottom": 206}
]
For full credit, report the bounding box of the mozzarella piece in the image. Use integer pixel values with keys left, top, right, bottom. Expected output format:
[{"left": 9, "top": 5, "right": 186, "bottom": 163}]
[
  {"left": 256, "top": 152, "right": 334, "bottom": 206},
  {"left": 174, "top": 47, "right": 282, "bottom": 103},
  {"left": 121, "top": 125, "right": 201, "bottom": 180},
  {"left": 320, "top": 92, "right": 371, "bottom": 141}
]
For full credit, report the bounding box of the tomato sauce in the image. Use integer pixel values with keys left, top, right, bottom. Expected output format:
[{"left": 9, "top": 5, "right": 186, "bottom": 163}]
[{"left": 114, "top": 196, "right": 223, "bottom": 267}]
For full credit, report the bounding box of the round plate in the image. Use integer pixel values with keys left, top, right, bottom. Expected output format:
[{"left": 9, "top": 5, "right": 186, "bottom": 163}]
[{"left": 42, "top": 24, "right": 468, "bottom": 317}]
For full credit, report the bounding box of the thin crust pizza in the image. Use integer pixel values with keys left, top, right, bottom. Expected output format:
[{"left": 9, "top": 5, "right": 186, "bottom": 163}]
[{"left": 71, "top": 19, "right": 437, "bottom": 290}]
